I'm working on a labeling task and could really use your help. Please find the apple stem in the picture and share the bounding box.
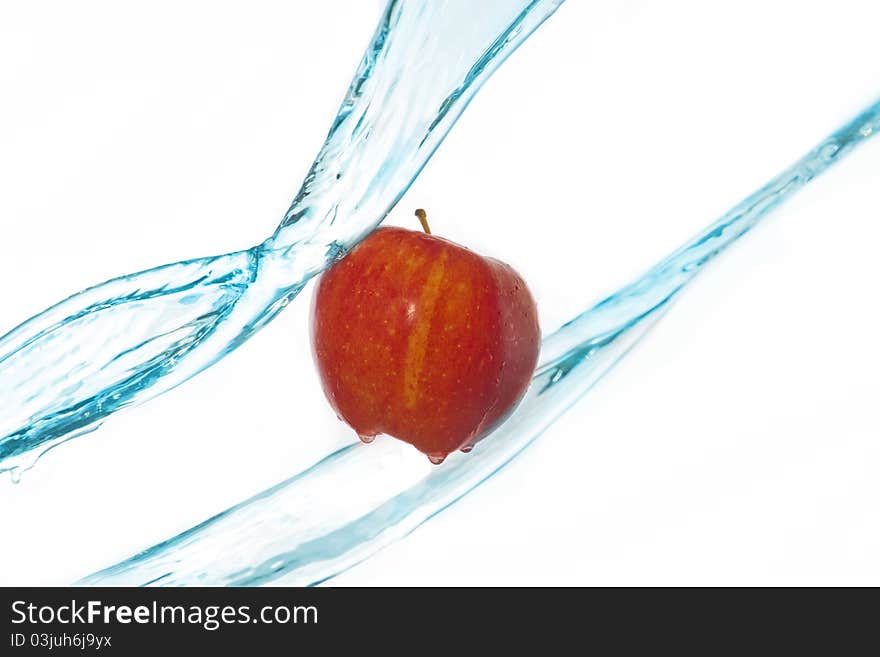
[414,208,432,235]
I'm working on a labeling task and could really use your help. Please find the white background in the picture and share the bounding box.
[1,0,879,585]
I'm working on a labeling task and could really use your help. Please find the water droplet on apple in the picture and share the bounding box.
[358,433,376,444]
[460,445,474,453]
[427,454,446,465]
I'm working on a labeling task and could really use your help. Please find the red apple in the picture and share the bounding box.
[310,210,540,463]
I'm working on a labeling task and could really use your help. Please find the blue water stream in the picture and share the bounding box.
[1,1,877,584]
[80,98,880,586]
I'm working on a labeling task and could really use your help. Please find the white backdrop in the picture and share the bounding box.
[1,0,878,585]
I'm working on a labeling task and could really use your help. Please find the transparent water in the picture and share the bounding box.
[2,0,879,584]
[0,0,564,476]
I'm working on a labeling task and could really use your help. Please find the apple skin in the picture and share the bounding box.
[310,226,540,462]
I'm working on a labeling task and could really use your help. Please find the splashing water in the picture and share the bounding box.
[1,0,878,585]
[0,0,565,477]
[81,102,880,586]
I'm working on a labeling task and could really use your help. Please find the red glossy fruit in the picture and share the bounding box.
[310,210,540,463]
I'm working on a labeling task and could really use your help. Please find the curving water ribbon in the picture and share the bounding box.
[81,100,880,585]
[0,0,565,477]
[2,1,878,586]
